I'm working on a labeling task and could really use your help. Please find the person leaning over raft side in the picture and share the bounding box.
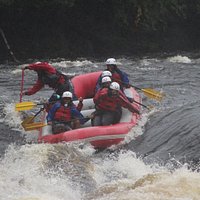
[22,61,76,99]
[46,91,85,134]
[92,82,140,126]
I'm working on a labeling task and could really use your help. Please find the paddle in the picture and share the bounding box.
[21,108,46,131]
[15,101,45,111]
[22,108,44,124]
[113,79,164,102]
[131,99,152,110]
[133,86,164,102]
[22,122,47,131]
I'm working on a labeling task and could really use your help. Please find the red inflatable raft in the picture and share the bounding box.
[38,72,141,149]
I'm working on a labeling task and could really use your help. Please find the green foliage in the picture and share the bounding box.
[0,0,14,6]
[135,0,188,32]
[1,0,200,61]
[0,0,76,8]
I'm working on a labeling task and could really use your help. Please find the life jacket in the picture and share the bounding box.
[112,72,122,86]
[38,70,63,88]
[53,104,71,122]
[96,89,121,112]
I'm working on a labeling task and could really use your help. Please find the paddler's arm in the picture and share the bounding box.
[76,97,83,111]
[71,107,85,124]
[93,88,108,105]
[115,68,130,86]
[25,62,56,73]
[46,102,61,124]
[118,94,140,115]
[23,79,44,95]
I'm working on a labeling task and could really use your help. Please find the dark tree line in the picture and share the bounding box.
[1,0,200,62]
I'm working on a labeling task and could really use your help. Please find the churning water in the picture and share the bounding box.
[0,54,200,200]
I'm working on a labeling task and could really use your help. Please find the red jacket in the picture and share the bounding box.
[26,62,66,95]
[111,72,121,85]
[93,88,139,114]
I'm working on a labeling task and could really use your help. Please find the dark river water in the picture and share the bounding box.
[0,54,200,200]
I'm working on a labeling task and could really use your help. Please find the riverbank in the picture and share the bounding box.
[1,1,200,62]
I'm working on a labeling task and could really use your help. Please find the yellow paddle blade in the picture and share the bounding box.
[15,101,37,111]
[21,115,34,125]
[21,122,47,131]
[141,88,165,102]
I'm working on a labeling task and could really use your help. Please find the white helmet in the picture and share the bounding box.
[62,91,73,98]
[102,76,111,83]
[110,82,120,91]
[101,70,112,77]
[105,58,117,65]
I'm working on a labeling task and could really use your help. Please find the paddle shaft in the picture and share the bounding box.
[112,78,139,90]
[33,108,45,118]
[132,99,150,110]
[22,108,45,124]
[113,78,163,101]
[130,85,144,92]
[111,79,149,109]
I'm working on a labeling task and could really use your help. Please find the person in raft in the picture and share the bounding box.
[105,58,130,89]
[46,91,85,134]
[45,93,83,113]
[95,70,112,92]
[92,82,140,126]
[22,61,76,99]
[103,58,134,102]
[100,76,112,89]
[95,76,112,93]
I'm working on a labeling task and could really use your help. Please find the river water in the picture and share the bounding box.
[0,54,200,200]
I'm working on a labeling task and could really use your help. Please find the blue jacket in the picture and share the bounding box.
[95,76,102,93]
[47,102,85,124]
[115,68,129,85]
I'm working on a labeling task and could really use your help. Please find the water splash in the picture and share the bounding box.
[167,55,191,63]
[0,143,84,200]
[51,60,93,68]
[3,103,22,129]
[86,151,200,200]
